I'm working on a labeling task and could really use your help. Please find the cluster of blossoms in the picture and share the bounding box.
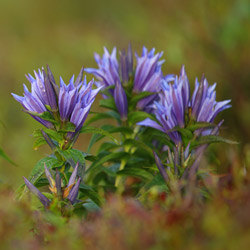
[12,44,232,210]
[23,163,81,208]
[138,65,231,144]
[12,66,102,143]
[85,45,165,120]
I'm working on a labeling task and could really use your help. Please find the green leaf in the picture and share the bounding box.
[35,178,49,188]
[128,111,156,125]
[139,173,167,192]
[15,155,62,200]
[33,137,47,150]
[129,91,155,107]
[87,133,105,153]
[56,148,87,167]
[86,152,130,174]
[80,126,118,143]
[141,129,174,148]
[33,128,63,142]
[0,147,17,166]
[108,126,134,135]
[123,139,154,156]
[190,135,238,149]
[99,98,117,111]
[29,156,62,184]
[187,122,216,132]
[117,167,153,181]
[167,127,193,140]
[98,142,121,154]
[58,122,76,133]
[85,111,120,126]
[79,184,102,207]
[57,149,87,182]
[25,110,58,124]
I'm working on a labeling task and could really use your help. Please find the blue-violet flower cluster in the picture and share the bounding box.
[85,45,165,120]
[23,163,81,208]
[138,65,231,144]
[12,66,102,140]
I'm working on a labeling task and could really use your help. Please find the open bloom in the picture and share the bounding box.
[85,45,165,117]
[23,163,81,208]
[12,66,102,138]
[138,65,231,144]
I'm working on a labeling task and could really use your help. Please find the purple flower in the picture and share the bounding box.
[114,81,128,121]
[12,67,102,138]
[12,67,57,128]
[85,47,120,90]
[138,65,231,144]
[133,47,164,109]
[59,75,102,136]
[23,177,50,208]
[85,45,165,116]
[190,76,231,123]
[23,163,82,208]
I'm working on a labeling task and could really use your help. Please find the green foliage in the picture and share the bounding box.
[0,147,17,166]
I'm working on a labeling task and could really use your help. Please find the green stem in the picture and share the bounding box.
[114,124,138,193]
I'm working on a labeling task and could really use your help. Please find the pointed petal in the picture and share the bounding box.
[68,178,81,204]
[23,177,50,208]
[137,118,165,132]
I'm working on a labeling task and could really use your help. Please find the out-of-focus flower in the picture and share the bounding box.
[85,45,165,117]
[12,66,102,140]
[24,163,81,208]
[23,176,50,208]
[138,66,231,144]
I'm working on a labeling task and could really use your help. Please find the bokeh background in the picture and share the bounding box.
[0,0,249,187]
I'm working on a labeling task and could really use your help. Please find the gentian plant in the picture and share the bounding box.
[84,45,169,193]
[11,45,236,216]
[13,66,104,215]
[138,66,234,197]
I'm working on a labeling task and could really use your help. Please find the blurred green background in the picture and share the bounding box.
[0,0,249,187]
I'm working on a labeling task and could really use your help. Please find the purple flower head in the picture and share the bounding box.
[23,163,82,208]
[12,67,57,128]
[85,44,165,116]
[85,47,120,90]
[138,65,231,144]
[66,77,103,140]
[133,47,164,109]
[190,76,231,123]
[12,67,102,139]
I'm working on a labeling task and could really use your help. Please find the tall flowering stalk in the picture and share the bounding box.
[13,66,103,211]
[12,66,102,149]
[84,45,169,191]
